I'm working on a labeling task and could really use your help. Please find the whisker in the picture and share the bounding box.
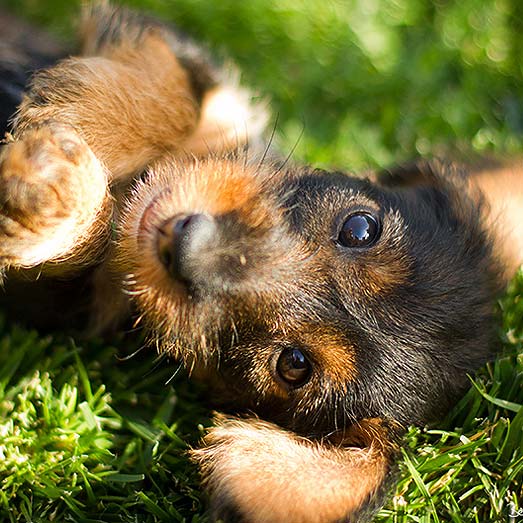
[141,355,168,379]
[165,362,184,385]
[132,313,144,329]
[116,343,148,361]
[274,120,305,176]
[256,113,279,172]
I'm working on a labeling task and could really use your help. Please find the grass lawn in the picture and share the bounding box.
[1,0,522,521]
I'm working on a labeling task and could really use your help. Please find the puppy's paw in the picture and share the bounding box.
[192,416,397,523]
[0,124,109,269]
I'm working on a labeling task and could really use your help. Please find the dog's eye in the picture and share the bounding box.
[276,348,311,387]
[338,212,380,248]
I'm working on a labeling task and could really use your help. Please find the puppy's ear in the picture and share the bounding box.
[191,416,398,523]
[375,158,469,189]
[378,158,517,280]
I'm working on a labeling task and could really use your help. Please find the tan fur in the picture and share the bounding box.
[14,33,199,178]
[299,327,358,384]
[79,3,269,158]
[0,124,110,271]
[469,161,523,278]
[192,417,395,523]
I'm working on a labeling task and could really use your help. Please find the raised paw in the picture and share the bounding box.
[0,124,110,270]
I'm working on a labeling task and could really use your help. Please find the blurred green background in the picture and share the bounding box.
[3,0,523,169]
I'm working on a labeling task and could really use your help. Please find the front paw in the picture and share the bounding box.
[192,416,397,523]
[0,124,109,269]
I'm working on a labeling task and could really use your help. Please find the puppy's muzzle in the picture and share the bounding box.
[157,213,217,288]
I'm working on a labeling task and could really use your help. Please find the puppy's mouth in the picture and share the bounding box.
[138,188,172,238]
[133,189,194,300]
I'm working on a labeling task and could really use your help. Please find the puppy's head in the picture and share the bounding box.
[116,154,501,519]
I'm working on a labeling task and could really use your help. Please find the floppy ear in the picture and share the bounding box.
[378,158,523,279]
[375,158,470,189]
[191,416,398,523]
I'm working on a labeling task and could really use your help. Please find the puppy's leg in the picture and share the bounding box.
[13,4,265,179]
[1,6,204,273]
[192,417,397,523]
[13,34,198,179]
[468,162,523,278]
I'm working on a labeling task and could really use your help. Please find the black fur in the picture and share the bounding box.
[199,162,501,434]
[0,10,65,136]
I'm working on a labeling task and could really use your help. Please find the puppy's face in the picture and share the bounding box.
[116,155,500,435]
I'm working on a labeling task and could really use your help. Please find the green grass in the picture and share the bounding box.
[1,0,522,521]
[0,322,210,522]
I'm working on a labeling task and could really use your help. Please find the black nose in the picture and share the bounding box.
[157,213,217,286]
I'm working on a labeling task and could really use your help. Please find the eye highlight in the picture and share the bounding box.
[276,347,312,387]
[337,212,380,248]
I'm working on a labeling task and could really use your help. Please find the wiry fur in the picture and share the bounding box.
[116,154,307,362]
[0,5,522,523]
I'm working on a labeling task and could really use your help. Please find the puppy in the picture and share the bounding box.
[1,5,522,522]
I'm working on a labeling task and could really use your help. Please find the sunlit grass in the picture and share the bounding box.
[0,322,210,522]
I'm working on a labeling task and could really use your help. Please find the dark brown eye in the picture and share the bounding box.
[276,348,312,387]
[338,212,380,248]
